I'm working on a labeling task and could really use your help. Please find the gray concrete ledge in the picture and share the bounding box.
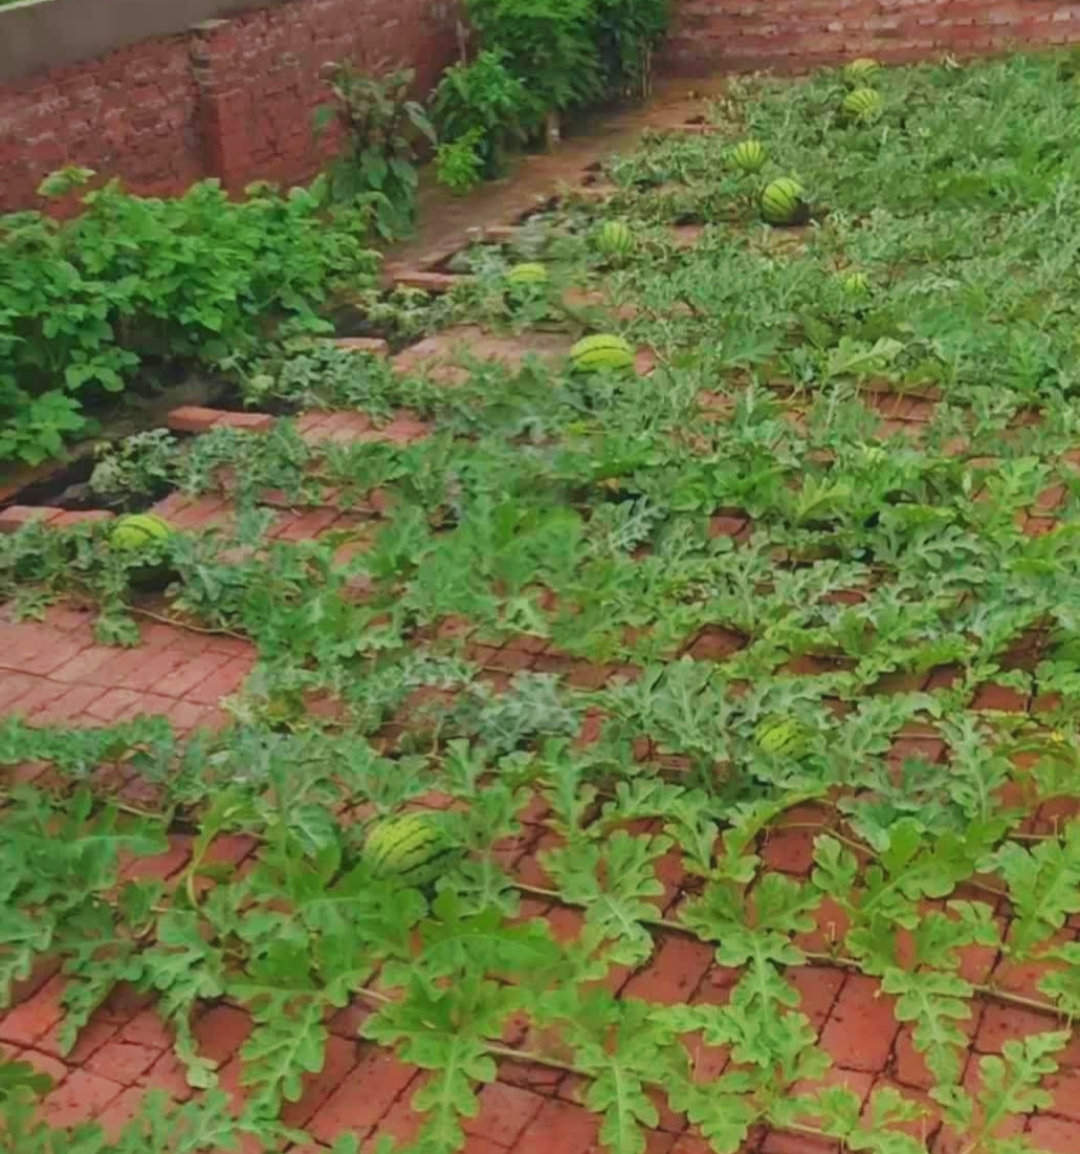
[0,0,280,84]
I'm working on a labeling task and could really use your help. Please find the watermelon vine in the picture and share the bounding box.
[6,48,1080,1154]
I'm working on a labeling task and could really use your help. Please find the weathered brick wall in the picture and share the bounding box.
[0,0,459,212]
[664,1,1080,74]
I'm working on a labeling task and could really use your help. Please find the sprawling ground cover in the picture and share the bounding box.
[5,50,1080,1154]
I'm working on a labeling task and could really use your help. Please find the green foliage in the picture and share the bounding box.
[435,130,488,195]
[0,174,378,466]
[10,47,1080,1154]
[318,64,435,238]
[432,50,543,180]
[466,0,604,112]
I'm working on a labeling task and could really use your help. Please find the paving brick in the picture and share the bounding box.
[182,653,253,706]
[307,1046,417,1143]
[214,411,275,432]
[39,1013,119,1063]
[281,1034,360,1127]
[53,510,116,528]
[332,336,390,356]
[86,1040,160,1085]
[785,965,846,1032]
[84,688,150,723]
[1043,1069,1080,1124]
[5,678,71,721]
[40,1068,124,1127]
[0,975,66,1046]
[117,1009,173,1051]
[760,827,817,876]
[121,835,191,883]
[461,1139,507,1154]
[15,1047,69,1088]
[513,1099,599,1154]
[374,1088,426,1145]
[167,405,225,433]
[96,1086,151,1141]
[0,505,64,533]
[193,1005,253,1066]
[138,1049,194,1102]
[819,974,899,1073]
[621,937,714,1006]
[8,634,88,678]
[33,683,108,723]
[462,1081,545,1146]
[974,1004,1060,1054]
[760,1129,838,1153]
[2,671,40,710]
[151,650,235,700]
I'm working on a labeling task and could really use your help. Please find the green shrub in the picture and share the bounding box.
[593,0,669,98]
[0,171,379,467]
[465,0,604,113]
[317,64,436,239]
[431,50,544,179]
[435,130,488,195]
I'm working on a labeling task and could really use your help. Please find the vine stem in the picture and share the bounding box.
[514,888,1069,1022]
[803,951,1064,1018]
[353,985,871,1149]
[129,605,248,642]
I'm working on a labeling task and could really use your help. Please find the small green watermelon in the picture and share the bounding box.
[760,178,808,226]
[731,140,767,174]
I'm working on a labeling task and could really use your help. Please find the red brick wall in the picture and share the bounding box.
[664,1,1080,74]
[0,0,459,213]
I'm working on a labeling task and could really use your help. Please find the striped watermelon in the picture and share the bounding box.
[754,717,804,755]
[110,512,173,552]
[507,262,549,287]
[843,87,883,123]
[844,58,880,85]
[731,140,767,174]
[594,220,635,259]
[362,814,459,887]
[570,334,635,373]
[760,178,807,226]
[840,270,870,296]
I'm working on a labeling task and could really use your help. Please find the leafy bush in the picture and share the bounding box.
[465,0,604,113]
[0,171,379,467]
[432,50,544,182]
[593,0,668,98]
[318,64,436,239]
[435,131,488,195]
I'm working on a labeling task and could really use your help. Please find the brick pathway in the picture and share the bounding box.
[2,379,1079,1150]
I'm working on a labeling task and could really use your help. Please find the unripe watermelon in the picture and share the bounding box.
[844,58,880,85]
[754,717,804,755]
[840,270,870,296]
[842,87,883,122]
[507,262,549,287]
[760,178,807,226]
[594,220,635,258]
[731,140,767,174]
[569,334,635,373]
[362,813,459,887]
[110,512,173,552]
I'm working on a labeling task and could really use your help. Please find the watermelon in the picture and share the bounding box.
[844,58,880,85]
[570,334,635,373]
[842,87,883,122]
[840,270,870,296]
[110,512,173,552]
[362,814,459,887]
[507,262,549,287]
[594,220,635,259]
[760,178,807,226]
[754,717,805,756]
[731,140,767,174]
